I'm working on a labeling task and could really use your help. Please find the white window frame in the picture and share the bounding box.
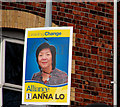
[0,37,24,106]
[0,37,2,107]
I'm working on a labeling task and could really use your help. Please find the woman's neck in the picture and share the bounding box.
[42,66,52,74]
[42,66,52,82]
[42,73,50,82]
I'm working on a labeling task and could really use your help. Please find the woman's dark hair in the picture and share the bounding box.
[36,42,56,71]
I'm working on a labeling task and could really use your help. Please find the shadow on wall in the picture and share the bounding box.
[85,103,110,107]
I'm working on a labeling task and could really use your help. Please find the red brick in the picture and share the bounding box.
[65,14,73,18]
[80,39,85,43]
[75,97,83,102]
[60,7,64,12]
[60,22,67,26]
[109,10,114,14]
[75,65,79,70]
[73,10,81,15]
[2,2,10,5]
[92,28,99,33]
[52,11,57,15]
[73,6,81,11]
[65,4,73,9]
[5,6,14,9]
[106,5,114,10]
[88,14,96,19]
[75,70,84,75]
[71,74,76,78]
[25,2,32,5]
[89,19,97,24]
[82,17,89,22]
[39,3,45,8]
[89,2,98,6]
[84,44,91,49]
[91,55,99,60]
[58,12,65,16]
[78,3,86,7]
[34,7,41,11]
[80,21,87,26]
[84,62,90,67]
[72,51,75,55]
[85,13,89,17]
[52,2,58,6]
[67,23,75,28]
[41,8,45,12]
[35,3,40,7]
[87,23,96,28]
[71,2,79,6]
[88,59,92,63]
[99,66,107,71]
[74,15,81,20]
[85,40,91,45]
[71,78,75,82]
[80,30,87,35]
[72,56,77,60]
[73,28,79,33]
[76,25,82,29]
[95,6,102,11]
[108,18,113,23]
[86,4,94,9]
[87,31,96,36]
[84,76,90,80]
[84,27,91,32]
[75,93,81,97]
[104,80,109,84]
[59,3,65,7]
[52,6,57,10]
[84,35,92,40]
[71,83,79,88]
[81,8,89,12]
[2,5,5,9]
[76,56,84,61]
[75,74,81,79]
[75,88,83,93]
[32,2,37,6]
[96,25,104,29]
[107,94,113,98]
[85,81,89,85]
[84,72,90,76]
[80,12,85,16]
[76,61,84,66]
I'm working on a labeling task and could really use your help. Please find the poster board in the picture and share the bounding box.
[22,27,73,105]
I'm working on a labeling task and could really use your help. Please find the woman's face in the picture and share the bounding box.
[38,48,52,70]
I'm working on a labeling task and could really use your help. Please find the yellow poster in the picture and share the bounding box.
[22,27,73,105]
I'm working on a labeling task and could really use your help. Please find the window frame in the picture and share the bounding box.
[1,37,24,107]
[2,38,24,88]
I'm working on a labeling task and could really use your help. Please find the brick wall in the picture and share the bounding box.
[1,2,114,106]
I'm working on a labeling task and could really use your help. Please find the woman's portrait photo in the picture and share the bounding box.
[31,42,68,85]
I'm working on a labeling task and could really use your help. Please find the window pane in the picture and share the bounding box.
[5,41,24,85]
[3,89,22,107]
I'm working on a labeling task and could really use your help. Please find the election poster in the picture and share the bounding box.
[22,27,73,105]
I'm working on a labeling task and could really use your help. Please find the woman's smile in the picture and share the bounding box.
[42,62,47,64]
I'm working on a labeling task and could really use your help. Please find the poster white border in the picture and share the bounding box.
[22,27,73,105]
